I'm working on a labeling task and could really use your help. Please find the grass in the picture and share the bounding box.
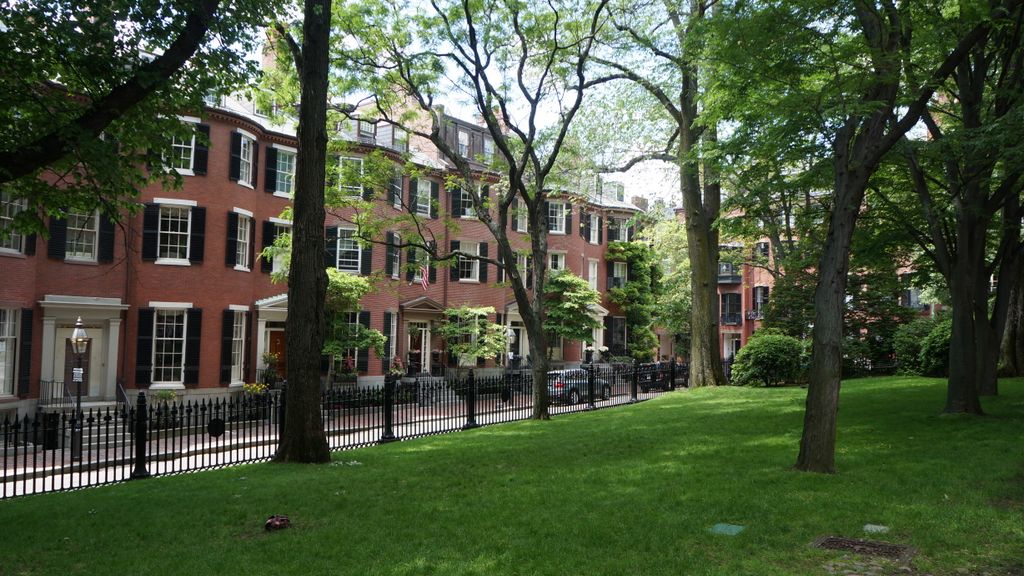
[1,377,1022,576]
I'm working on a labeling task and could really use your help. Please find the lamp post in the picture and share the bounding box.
[70,316,89,462]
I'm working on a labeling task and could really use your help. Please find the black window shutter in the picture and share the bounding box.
[247,219,255,270]
[597,216,603,244]
[382,311,393,372]
[184,308,202,385]
[603,316,612,353]
[24,234,36,255]
[428,241,437,283]
[225,212,239,267]
[408,178,418,214]
[450,240,461,280]
[194,124,210,175]
[98,213,115,262]
[190,206,206,262]
[17,308,32,395]
[136,308,154,386]
[251,143,259,188]
[451,187,462,218]
[264,146,278,193]
[357,311,370,372]
[47,216,67,260]
[261,220,275,273]
[385,232,395,277]
[325,226,339,268]
[526,256,533,289]
[326,155,339,191]
[544,201,552,231]
[229,132,242,181]
[220,309,233,384]
[142,203,160,260]
[607,261,614,289]
[511,198,520,232]
[387,175,399,205]
[244,311,253,383]
[496,251,504,283]
[479,242,488,283]
[430,182,439,218]
[361,244,373,276]
[406,247,416,281]
[564,205,572,234]
[579,208,587,239]
[362,184,374,201]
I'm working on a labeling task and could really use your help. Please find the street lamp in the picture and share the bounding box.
[70,316,89,462]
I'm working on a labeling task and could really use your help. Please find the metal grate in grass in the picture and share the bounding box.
[812,536,916,563]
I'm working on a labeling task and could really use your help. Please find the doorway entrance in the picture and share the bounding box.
[268,330,287,377]
[406,321,430,374]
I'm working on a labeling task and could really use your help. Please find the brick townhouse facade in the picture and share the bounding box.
[0,97,643,416]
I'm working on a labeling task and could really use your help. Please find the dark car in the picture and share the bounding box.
[547,369,611,404]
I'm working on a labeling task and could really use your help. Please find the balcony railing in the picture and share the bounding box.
[746,310,764,321]
[718,273,742,284]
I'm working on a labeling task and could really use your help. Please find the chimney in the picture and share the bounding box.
[631,196,649,211]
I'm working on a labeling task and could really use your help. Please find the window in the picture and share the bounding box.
[413,248,426,283]
[339,157,363,197]
[390,232,401,279]
[548,335,563,361]
[588,259,598,291]
[238,135,254,187]
[169,133,195,173]
[230,311,246,383]
[276,150,296,195]
[753,286,770,312]
[607,218,621,242]
[0,309,17,396]
[1,193,27,253]
[589,214,600,244]
[461,190,476,218]
[235,215,251,271]
[613,261,627,286]
[721,293,742,325]
[483,137,494,162]
[390,174,403,209]
[755,241,770,259]
[153,310,186,384]
[548,202,566,234]
[336,228,360,272]
[416,180,432,216]
[357,120,375,141]
[458,241,480,282]
[549,252,565,271]
[272,223,290,275]
[515,205,528,232]
[159,206,191,262]
[458,130,470,157]
[64,209,98,261]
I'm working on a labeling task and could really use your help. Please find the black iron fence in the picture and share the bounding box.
[2,361,687,500]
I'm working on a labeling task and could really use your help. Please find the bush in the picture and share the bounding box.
[893,317,937,375]
[919,318,952,377]
[730,333,804,387]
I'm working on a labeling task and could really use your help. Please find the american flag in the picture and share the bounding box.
[420,265,430,290]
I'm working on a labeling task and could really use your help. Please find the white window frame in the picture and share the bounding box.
[517,253,530,279]
[613,261,628,283]
[588,213,600,244]
[391,232,401,280]
[230,309,246,384]
[458,129,470,157]
[0,308,18,396]
[588,259,599,291]
[336,228,361,273]
[64,209,99,262]
[458,241,480,282]
[152,308,187,387]
[415,180,432,216]
[549,252,566,272]
[483,137,494,163]
[238,132,255,188]
[385,312,398,362]
[390,173,403,209]
[167,116,200,176]
[339,156,364,198]
[548,335,563,361]
[461,190,476,219]
[271,220,291,275]
[548,201,566,234]
[234,209,251,272]
[274,146,297,198]
[515,205,528,233]
[155,200,194,266]
[413,248,425,283]
[1,193,26,254]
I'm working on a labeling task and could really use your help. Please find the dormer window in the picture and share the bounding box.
[458,129,470,157]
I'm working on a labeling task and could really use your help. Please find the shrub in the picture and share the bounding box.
[919,317,952,377]
[893,317,937,375]
[730,333,804,387]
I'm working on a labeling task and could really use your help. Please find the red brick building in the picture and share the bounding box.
[0,97,642,416]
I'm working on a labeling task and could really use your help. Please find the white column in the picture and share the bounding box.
[106,318,121,400]
[40,316,57,382]
[256,317,268,369]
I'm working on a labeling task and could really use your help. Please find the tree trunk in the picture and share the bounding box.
[946,270,984,413]
[795,165,866,474]
[275,0,331,463]
[998,270,1024,376]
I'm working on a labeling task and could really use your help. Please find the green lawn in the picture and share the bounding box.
[2,377,1022,576]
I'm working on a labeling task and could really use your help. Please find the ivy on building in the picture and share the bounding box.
[606,240,663,361]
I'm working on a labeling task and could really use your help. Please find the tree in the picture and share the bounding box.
[273,0,333,463]
[323,269,386,375]
[330,0,611,419]
[708,0,1008,472]
[435,306,508,375]
[606,241,661,360]
[0,0,271,232]
[644,218,692,356]
[543,271,602,358]
[588,0,727,387]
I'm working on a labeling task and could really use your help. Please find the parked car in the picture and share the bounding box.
[547,369,611,404]
[638,363,673,392]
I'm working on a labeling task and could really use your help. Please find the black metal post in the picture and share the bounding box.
[587,362,596,410]
[463,370,479,430]
[130,392,150,479]
[277,383,287,441]
[669,360,677,391]
[380,374,398,443]
[71,354,84,462]
[630,358,639,403]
